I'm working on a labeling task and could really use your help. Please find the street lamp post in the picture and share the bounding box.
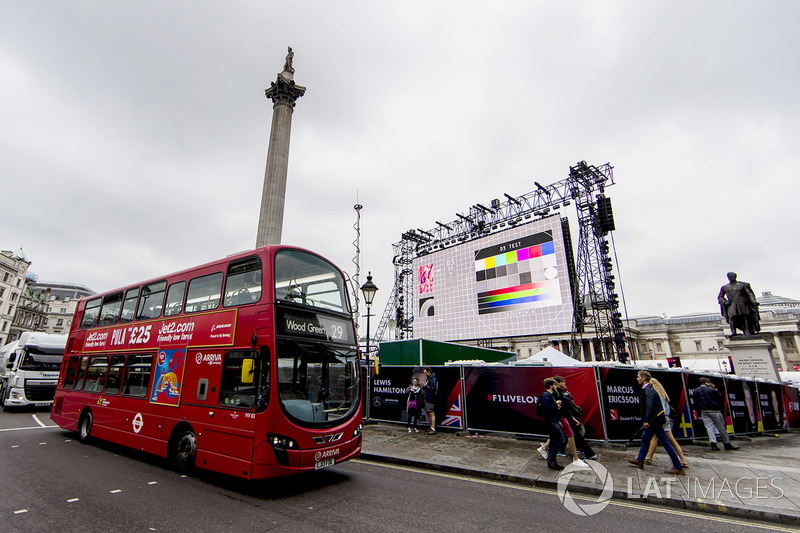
[360,272,378,422]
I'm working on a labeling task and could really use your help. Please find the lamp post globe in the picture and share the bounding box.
[360,272,378,306]
[359,272,378,355]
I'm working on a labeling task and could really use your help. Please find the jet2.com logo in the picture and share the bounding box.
[556,460,614,516]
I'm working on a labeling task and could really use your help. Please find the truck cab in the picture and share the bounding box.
[0,332,66,411]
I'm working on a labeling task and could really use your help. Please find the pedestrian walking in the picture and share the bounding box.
[537,378,566,470]
[644,377,689,468]
[693,377,739,451]
[627,370,685,476]
[422,367,439,433]
[554,375,596,463]
[405,377,423,433]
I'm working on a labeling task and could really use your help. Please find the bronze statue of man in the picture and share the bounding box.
[718,272,760,336]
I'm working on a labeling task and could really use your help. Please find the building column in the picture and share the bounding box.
[772,333,789,371]
[793,333,800,369]
[589,339,597,362]
[664,337,673,358]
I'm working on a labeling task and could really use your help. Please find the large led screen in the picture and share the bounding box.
[413,215,574,341]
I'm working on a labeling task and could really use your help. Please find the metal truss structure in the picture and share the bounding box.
[375,161,628,363]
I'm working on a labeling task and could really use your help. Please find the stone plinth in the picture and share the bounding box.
[725,335,781,381]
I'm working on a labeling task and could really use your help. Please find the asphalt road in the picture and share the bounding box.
[1,409,794,533]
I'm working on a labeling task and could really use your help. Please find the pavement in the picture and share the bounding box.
[360,422,800,527]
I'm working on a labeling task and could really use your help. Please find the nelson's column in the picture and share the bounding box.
[256,47,306,246]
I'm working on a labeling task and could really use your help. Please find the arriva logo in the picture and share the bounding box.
[195,352,222,364]
[314,448,340,461]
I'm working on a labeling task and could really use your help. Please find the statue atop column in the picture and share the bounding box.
[718,272,760,336]
[282,47,294,74]
[279,46,295,82]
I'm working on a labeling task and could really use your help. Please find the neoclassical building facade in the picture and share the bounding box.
[465,291,800,372]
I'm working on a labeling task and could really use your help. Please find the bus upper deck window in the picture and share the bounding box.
[186,272,223,313]
[119,288,139,324]
[137,281,167,320]
[224,257,262,307]
[80,298,102,329]
[98,292,123,326]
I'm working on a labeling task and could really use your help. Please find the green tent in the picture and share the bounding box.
[378,338,515,366]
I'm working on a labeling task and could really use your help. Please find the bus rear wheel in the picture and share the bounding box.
[171,429,197,473]
[78,410,93,443]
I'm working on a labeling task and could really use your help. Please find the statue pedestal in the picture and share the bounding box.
[725,336,780,381]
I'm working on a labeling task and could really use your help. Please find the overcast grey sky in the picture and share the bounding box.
[2,1,798,336]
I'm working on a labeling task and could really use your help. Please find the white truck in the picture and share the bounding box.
[0,332,66,411]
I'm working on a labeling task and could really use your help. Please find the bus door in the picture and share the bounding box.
[197,350,267,468]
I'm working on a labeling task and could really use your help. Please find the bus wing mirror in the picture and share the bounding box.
[8,354,16,363]
[241,359,255,384]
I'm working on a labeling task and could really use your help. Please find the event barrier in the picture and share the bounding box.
[366,364,800,442]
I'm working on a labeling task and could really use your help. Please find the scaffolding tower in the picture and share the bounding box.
[375,161,627,363]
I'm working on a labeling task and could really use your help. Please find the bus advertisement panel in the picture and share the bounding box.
[51,246,362,480]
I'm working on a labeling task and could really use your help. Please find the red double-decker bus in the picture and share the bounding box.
[51,246,362,479]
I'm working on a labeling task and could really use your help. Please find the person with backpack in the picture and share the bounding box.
[536,376,590,467]
[422,367,439,433]
[405,377,423,433]
[537,378,566,470]
[627,370,685,475]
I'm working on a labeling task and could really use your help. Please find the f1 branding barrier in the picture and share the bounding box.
[366,364,800,441]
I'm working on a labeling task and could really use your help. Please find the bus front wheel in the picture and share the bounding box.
[171,429,197,473]
[78,410,93,443]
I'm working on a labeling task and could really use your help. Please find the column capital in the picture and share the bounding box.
[265,76,306,108]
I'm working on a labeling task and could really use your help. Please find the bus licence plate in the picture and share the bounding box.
[35,403,50,407]
[315,458,335,470]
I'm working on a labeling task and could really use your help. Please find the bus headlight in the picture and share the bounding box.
[267,434,298,467]
[10,391,23,400]
[268,434,298,450]
[352,424,362,438]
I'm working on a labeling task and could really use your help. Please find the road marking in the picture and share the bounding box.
[148,481,158,485]
[39,442,47,445]
[11,445,19,448]
[353,459,796,532]
[32,414,52,427]
[110,489,122,494]
[14,509,28,514]
[67,498,79,503]
[0,425,55,432]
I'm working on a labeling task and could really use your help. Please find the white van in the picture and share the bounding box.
[0,332,66,411]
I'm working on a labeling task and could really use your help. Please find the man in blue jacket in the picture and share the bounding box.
[627,370,685,475]
[538,378,566,470]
